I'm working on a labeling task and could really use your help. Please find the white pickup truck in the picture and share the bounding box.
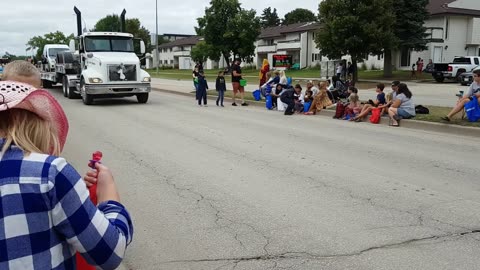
[432,56,480,83]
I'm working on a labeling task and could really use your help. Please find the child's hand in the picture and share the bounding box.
[84,167,98,188]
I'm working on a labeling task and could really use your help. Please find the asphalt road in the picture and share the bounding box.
[151,77,469,107]
[50,87,480,270]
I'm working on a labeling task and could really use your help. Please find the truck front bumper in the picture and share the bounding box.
[85,83,151,95]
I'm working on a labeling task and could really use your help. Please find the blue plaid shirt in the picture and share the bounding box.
[0,139,133,269]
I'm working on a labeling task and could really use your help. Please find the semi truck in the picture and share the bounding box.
[40,6,151,105]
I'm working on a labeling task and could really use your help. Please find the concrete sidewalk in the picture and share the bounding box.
[152,77,468,107]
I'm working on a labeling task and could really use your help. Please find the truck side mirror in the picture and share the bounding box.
[140,40,146,54]
[69,39,75,52]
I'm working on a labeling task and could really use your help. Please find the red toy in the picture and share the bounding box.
[88,151,102,205]
[76,151,103,270]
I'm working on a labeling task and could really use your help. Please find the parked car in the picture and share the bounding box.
[432,56,480,83]
[459,66,480,86]
[0,66,3,80]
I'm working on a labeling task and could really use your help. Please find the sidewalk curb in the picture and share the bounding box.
[152,87,480,137]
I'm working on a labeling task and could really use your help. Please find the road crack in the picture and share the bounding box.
[160,229,480,265]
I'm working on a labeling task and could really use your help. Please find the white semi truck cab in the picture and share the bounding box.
[40,6,151,105]
[71,31,151,104]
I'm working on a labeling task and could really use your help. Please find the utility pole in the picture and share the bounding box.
[156,0,159,74]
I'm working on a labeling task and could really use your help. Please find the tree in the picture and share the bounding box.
[260,7,280,28]
[383,0,429,77]
[315,0,396,82]
[93,15,152,51]
[26,31,74,59]
[196,0,261,67]
[190,41,215,64]
[283,8,317,25]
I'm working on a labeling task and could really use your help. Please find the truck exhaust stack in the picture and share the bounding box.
[74,6,82,36]
[121,9,126,32]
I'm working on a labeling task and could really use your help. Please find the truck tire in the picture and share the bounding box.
[61,76,68,97]
[455,70,466,82]
[64,76,80,99]
[137,93,149,104]
[80,78,94,105]
[435,77,445,83]
[42,79,52,88]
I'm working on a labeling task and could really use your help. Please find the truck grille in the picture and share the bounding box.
[108,64,137,81]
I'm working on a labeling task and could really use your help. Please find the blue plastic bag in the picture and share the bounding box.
[465,98,480,122]
[303,102,311,112]
[252,89,261,101]
[266,95,273,110]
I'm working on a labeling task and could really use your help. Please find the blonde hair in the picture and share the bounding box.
[3,60,41,81]
[318,81,328,90]
[349,93,360,104]
[0,109,60,156]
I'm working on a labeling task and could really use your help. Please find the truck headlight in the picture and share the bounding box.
[142,77,151,82]
[89,78,103,83]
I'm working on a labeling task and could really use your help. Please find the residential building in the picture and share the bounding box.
[361,0,480,70]
[254,22,324,70]
[150,35,228,70]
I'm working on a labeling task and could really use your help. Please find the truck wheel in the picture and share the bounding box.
[62,77,68,97]
[42,79,52,88]
[455,71,465,82]
[435,77,445,83]
[80,78,94,105]
[137,93,149,104]
[64,76,80,99]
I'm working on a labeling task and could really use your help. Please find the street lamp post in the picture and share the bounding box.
[155,0,159,74]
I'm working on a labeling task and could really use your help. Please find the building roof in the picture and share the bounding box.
[427,0,480,17]
[258,22,321,39]
[158,36,203,49]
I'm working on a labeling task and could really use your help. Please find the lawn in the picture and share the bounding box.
[148,68,434,83]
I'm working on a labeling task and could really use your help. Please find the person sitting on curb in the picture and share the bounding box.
[441,69,480,122]
[281,84,302,115]
[351,83,386,122]
[304,81,333,115]
[306,80,319,97]
[388,83,416,127]
[343,93,362,120]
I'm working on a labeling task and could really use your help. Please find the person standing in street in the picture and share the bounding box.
[216,71,226,107]
[231,58,248,106]
[197,71,209,107]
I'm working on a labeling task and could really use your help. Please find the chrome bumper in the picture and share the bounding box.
[85,83,151,95]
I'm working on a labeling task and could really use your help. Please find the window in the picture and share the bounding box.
[475,58,479,65]
[170,60,174,64]
[377,54,384,61]
[266,39,274,46]
[85,36,134,52]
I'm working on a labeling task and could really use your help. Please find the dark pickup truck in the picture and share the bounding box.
[432,56,480,83]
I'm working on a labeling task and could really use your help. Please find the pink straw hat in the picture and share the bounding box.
[0,81,69,151]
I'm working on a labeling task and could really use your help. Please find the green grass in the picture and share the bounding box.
[357,70,433,81]
[148,68,434,83]
[413,106,480,127]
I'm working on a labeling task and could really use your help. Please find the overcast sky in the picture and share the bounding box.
[1,0,320,56]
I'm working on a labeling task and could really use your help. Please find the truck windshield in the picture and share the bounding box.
[85,36,134,52]
[48,48,69,57]
[452,57,471,64]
